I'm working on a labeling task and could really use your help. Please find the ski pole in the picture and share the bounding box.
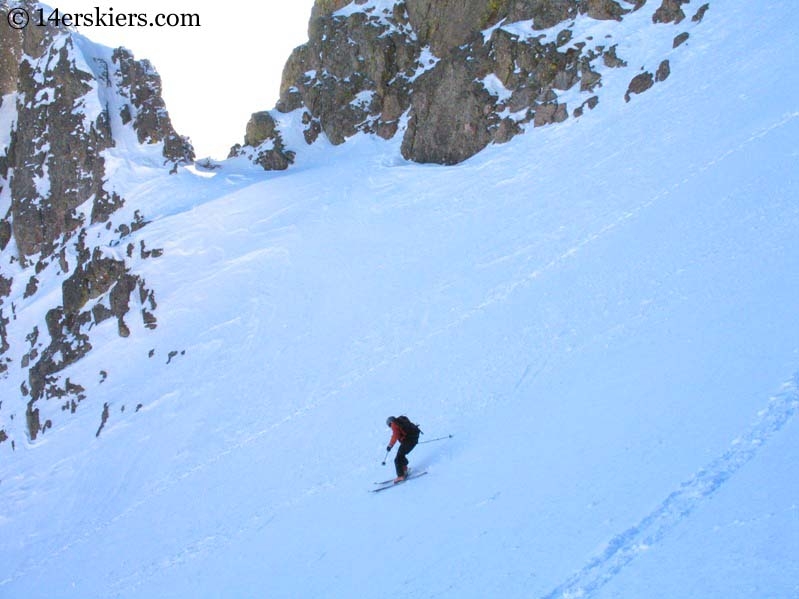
[381,449,390,465]
[418,434,453,445]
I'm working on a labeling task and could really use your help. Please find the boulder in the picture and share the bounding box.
[653,0,689,24]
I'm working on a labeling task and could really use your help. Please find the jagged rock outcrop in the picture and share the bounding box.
[228,110,295,169]
[3,18,193,259]
[9,35,115,258]
[113,48,194,166]
[0,0,192,443]
[233,0,709,167]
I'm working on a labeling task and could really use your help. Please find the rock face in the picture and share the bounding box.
[0,0,193,443]
[113,48,195,166]
[233,0,709,167]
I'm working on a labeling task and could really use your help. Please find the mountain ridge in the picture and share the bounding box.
[231,0,709,167]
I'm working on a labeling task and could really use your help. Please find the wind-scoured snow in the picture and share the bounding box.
[1,2,799,598]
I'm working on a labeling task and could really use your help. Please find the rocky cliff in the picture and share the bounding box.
[232,0,709,167]
[0,0,193,444]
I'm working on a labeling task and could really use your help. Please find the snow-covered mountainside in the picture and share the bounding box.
[0,0,192,442]
[2,0,799,597]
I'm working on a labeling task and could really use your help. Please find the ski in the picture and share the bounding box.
[374,467,417,485]
[371,471,428,493]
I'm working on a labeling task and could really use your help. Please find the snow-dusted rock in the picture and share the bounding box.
[0,0,191,439]
[236,0,698,167]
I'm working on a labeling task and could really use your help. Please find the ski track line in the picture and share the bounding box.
[540,374,799,599]
[3,111,797,591]
[0,121,743,587]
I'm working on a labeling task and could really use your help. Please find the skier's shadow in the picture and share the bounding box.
[411,435,456,472]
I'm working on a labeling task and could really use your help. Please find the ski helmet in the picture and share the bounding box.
[386,416,396,427]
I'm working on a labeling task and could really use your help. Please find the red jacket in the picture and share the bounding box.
[387,421,405,449]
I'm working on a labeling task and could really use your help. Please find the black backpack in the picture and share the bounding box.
[395,415,422,437]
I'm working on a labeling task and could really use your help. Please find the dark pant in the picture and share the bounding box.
[395,435,419,476]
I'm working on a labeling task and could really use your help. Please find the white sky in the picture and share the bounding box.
[54,0,318,159]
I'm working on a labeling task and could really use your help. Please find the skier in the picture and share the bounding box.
[385,415,421,482]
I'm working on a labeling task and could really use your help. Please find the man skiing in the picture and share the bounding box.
[385,415,421,483]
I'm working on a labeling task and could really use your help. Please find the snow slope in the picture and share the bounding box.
[2,1,799,597]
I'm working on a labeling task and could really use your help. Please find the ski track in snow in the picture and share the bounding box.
[535,110,799,599]
[91,357,799,597]
[541,374,799,599]
[4,108,798,594]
